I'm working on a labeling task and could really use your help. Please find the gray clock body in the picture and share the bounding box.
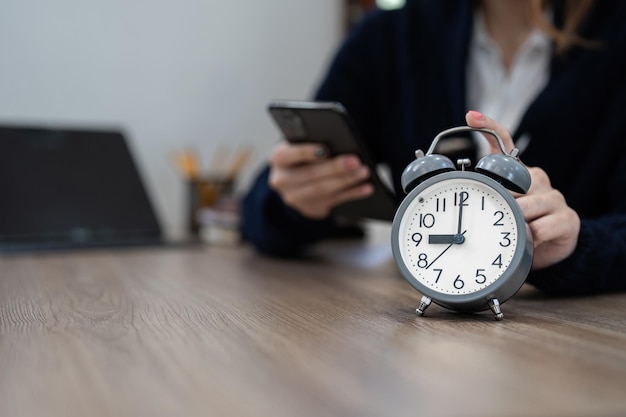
[391,170,533,315]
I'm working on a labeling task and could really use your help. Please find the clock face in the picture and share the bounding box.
[396,176,520,296]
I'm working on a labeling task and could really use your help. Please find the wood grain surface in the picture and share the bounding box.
[1,238,625,417]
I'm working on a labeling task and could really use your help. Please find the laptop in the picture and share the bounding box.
[0,125,164,252]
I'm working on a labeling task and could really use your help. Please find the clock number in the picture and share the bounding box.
[417,253,428,268]
[481,196,485,211]
[499,232,511,247]
[455,191,469,207]
[419,213,435,228]
[453,275,464,289]
[433,268,443,283]
[411,233,423,247]
[475,269,487,284]
[493,211,505,226]
[436,198,447,212]
[492,254,503,268]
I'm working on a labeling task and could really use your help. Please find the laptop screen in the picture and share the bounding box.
[0,125,162,251]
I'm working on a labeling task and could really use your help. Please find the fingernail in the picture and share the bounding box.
[343,155,360,171]
[469,110,484,120]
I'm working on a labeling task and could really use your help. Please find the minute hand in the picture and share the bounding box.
[457,191,468,235]
[427,230,467,269]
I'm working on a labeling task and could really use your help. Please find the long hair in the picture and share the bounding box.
[529,0,598,53]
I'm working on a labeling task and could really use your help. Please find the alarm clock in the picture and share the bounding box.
[391,126,533,320]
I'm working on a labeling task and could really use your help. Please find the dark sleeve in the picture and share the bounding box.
[527,215,626,295]
[527,45,626,295]
[527,151,626,294]
[240,167,333,257]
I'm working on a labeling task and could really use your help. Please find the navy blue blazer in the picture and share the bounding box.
[242,0,626,295]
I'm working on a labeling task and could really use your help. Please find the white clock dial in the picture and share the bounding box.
[397,177,519,295]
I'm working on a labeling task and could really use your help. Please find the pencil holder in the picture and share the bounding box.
[187,176,234,236]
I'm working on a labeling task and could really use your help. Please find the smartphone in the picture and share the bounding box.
[267,99,396,221]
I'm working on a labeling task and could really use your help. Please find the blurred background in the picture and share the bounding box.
[0,0,402,239]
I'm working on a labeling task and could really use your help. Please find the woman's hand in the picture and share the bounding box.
[465,110,581,269]
[268,141,374,219]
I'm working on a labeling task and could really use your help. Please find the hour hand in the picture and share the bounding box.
[429,232,466,244]
[428,234,456,244]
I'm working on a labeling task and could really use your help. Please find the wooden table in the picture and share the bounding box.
[1,226,625,417]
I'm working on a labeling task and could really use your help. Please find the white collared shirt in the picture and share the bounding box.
[467,9,552,156]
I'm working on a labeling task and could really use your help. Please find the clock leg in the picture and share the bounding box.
[488,298,504,321]
[415,296,432,316]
